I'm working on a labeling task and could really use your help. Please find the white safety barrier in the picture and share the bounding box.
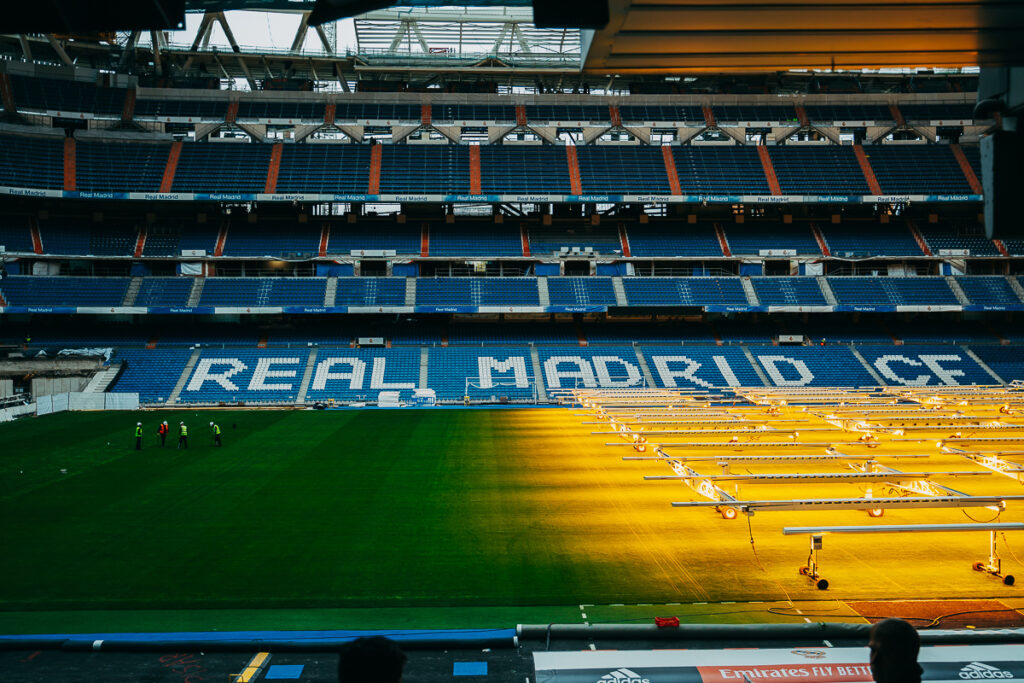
[35,392,140,416]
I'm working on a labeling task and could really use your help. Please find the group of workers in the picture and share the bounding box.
[134,419,222,450]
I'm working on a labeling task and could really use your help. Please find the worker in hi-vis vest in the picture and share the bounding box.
[157,421,168,447]
[210,421,222,447]
[135,422,143,450]
[177,421,188,449]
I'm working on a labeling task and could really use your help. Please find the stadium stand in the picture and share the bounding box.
[768,146,870,195]
[236,101,323,121]
[803,104,894,123]
[135,277,194,307]
[428,348,538,401]
[621,277,749,306]
[917,221,1000,256]
[642,346,765,388]
[276,144,373,194]
[818,221,923,257]
[197,278,327,307]
[955,276,1023,306]
[449,322,579,345]
[862,145,974,194]
[0,217,35,252]
[416,278,540,307]
[545,277,619,306]
[528,224,621,255]
[302,348,420,402]
[969,346,1024,383]
[0,133,65,190]
[171,142,272,193]
[826,276,960,306]
[856,344,996,385]
[76,140,169,193]
[327,223,421,255]
[618,104,705,124]
[722,222,821,255]
[141,221,219,256]
[433,103,516,123]
[536,346,646,389]
[379,145,471,194]
[672,147,771,195]
[9,74,126,116]
[626,222,723,257]
[575,146,672,194]
[478,146,572,194]
[0,276,130,306]
[220,222,322,258]
[176,348,311,404]
[333,277,407,306]
[429,223,523,257]
[111,348,195,403]
[746,345,878,386]
[750,277,828,306]
[712,104,799,123]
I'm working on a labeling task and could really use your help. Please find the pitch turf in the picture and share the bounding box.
[2,406,1024,633]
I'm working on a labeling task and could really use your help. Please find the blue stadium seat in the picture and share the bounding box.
[0,217,35,253]
[76,140,168,192]
[303,348,420,403]
[221,222,321,258]
[768,146,870,195]
[746,345,878,386]
[672,147,770,195]
[236,101,323,121]
[433,104,516,123]
[177,348,311,404]
[575,146,671,194]
[0,134,64,190]
[804,104,893,123]
[956,277,1023,306]
[276,144,372,193]
[641,346,763,388]
[428,348,538,400]
[478,146,571,194]
[857,345,996,386]
[0,276,129,306]
[713,104,799,124]
[863,145,972,194]
[10,74,126,116]
[449,323,578,345]
[827,277,959,306]
[379,145,470,194]
[111,348,195,403]
[918,221,999,256]
[416,278,539,306]
[135,278,194,307]
[172,142,271,193]
[198,278,327,307]
[723,222,821,255]
[968,346,1024,383]
[524,104,609,122]
[430,224,522,257]
[627,222,723,257]
[328,223,421,255]
[334,277,407,306]
[537,346,646,390]
[134,98,226,120]
[750,277,827,306]
[546,277,618,306]
[618,104,704,124]
[621,278,748,306]
[142,221,219,256]
[529,225,621,255]
[819,222,923,257]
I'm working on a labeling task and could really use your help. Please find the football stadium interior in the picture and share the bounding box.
[3,1,1024,681]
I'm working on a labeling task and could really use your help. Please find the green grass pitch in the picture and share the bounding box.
[3,408,1022,634]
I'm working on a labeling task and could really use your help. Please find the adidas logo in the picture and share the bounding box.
[959,662,1014,679]
[598,669,651,683]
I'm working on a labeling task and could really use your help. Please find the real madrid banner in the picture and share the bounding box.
[533,644,1024,683]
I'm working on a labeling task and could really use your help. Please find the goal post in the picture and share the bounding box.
[464,376,539,404]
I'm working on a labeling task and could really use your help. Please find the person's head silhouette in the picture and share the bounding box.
[338,636,406,683]
[869,618,923,683]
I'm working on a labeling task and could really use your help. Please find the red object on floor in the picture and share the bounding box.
[655,616,680,628]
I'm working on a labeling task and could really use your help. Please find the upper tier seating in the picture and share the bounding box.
[918,221,999,256]
[333,277,407,306]
[900,103,977,121]
[221,222,322,258]
[416,278,539,306]
[433,104,516,123]
[10,75,125,116]
[198,278,327,307]
[327,224,421,255]
[827,276,959,306]
[379,145,470,194]
[0,217,34,252]
[626,222,723,257]
[478,146,571,194]
[819,222,923,257]
[618,104,705,124]
[863,145,972,194]
[545,277,618,306]
[276,144,373,194]
[955,276,1022,306]
[969,346,1024,383]
[135,277,194,307]
[723,222,821,255]
[621,277,748,306]
[448,322,578,345]
[172,143,271,193]
[111,348,195,402]
[768,146,870,195]
[429,224,522,257]
[76,140,169,193]
[134,98,226,119]
[713,105,799,123]
[529,225,622,255]
[804,104,894,123]
[575,146,671,194]
[334,103,421,120]
[142,222,220,256]
[0,134,64,189]
[236,101,323,121]
[0,276,130,306]
[672,147,770,195]
[524,104,609,122]
[750,277,827,306]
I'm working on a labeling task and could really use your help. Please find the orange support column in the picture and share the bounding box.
[225,101,239,124]
[618,222,631,257]
[853,145,883,195]
[950,143,983,194]
[63,137,76,191]
[319,223,330,257]
[134,225,147,258]
[515,105,527,127]
[30,218,43,254]
[0,73,15,113]
[520,224,530,257]
[420,223,429,257]
[420,103,432,126]
[907,219,933,256]
[810,222,830,257]
[757,145,782,195]
[121,89,136,123]
[368,145,382,194]
[702,105,716,128]
[160,141,182,192]
[565,146,582,195]
[609,105,621,127]
[469,143,481,195]
[889,103,905,128]
[794,104,809,128]
[264,142,283,194]
[214,220,229,257]
[324,102,336,126]
[714,222,732,257]
[661,145,682,195]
